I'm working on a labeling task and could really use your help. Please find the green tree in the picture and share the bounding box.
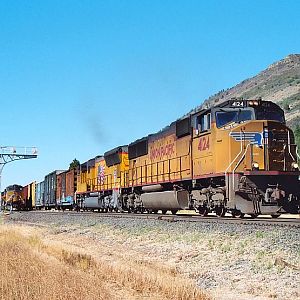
[294,125,300,156]
[69,158,80,170]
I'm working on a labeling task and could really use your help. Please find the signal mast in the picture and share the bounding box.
[0,146,38,210]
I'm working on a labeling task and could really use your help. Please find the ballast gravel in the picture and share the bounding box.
[4,211,300,300]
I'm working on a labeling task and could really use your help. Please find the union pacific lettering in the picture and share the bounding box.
[150,143,175,160]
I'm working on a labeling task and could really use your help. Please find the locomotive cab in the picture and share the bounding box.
[212,99,299,215]
[4,184,24,210]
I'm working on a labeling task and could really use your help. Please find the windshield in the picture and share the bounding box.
[216,110,253,128]
[255,108,285,123]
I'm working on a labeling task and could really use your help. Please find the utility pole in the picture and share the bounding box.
[0,146,38,210]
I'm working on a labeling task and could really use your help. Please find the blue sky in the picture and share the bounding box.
[1,0,300,188]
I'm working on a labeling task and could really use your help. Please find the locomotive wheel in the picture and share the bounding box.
[171,210,178,215]
[153,210,158,214]
[231,209,242,218]
[215,207,226,217]
[271,214,281,218]
[198,207,208,216]
[161,210,167,215]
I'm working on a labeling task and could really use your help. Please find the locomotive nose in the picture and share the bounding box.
[266,121,298,172]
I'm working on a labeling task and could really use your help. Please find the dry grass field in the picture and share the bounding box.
[0,224,208,300]
[2,212,300,300]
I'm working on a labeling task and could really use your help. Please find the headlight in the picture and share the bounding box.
[291,162,299,169]
[253,100,259,106]
[249,100,253,106]
[252,162,259,170]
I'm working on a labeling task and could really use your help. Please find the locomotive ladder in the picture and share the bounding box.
[0,146,38,211]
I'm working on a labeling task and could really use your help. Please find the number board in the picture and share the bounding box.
[230,100,245,107]
[261,102,271,108]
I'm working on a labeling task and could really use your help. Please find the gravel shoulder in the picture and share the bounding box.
[3,211,300,300]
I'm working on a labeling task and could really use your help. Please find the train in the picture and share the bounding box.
[1,183,35,210]
[2,99,300,218]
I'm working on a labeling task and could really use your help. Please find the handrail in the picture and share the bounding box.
[79,152,191,192]
[225,130,244,197]
[283,144,286,171]
[287,130,296,162]
[225,130,244,175]
[282,142,298,170]
[0,146,38,156]
[131,154,191,186]
[232,142,253,191]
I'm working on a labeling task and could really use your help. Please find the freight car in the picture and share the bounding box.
[44,170,65,210]
[76,99,300,217]
[56,168,77,210]
[22,181,36,210]
[35,181,44,209]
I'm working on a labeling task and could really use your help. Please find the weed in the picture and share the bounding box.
[256,231,265,238]
[61,249,94,270]
[221,243,232,253]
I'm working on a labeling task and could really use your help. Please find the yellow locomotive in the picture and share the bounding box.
[2,185,24,210]
[76,99,300,217]
[2,182,36,211]
[76,146,129,211]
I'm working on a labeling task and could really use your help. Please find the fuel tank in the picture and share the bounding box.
[140,190,189,210]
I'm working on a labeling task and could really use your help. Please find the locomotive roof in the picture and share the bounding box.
[129,99,281,145]
[129,136,149,147]
[80,155,102,170]
[104,145,128,157]
[6,184,23,189]
[188,99,282,116]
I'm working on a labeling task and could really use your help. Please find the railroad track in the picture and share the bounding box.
[5,210,300,228]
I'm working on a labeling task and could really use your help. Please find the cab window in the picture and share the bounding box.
[196,113,211,132]
[255,108,285,123]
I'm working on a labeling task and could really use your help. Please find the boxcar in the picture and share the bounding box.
[35,181,44,209]
[56,168,77,210]
[44,170,65,209]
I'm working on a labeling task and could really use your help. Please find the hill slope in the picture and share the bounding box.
[194,54,300,129]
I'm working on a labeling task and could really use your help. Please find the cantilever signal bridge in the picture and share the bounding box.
[0,146,38,199]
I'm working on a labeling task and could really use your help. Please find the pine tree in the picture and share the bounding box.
[69,158,80,170]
